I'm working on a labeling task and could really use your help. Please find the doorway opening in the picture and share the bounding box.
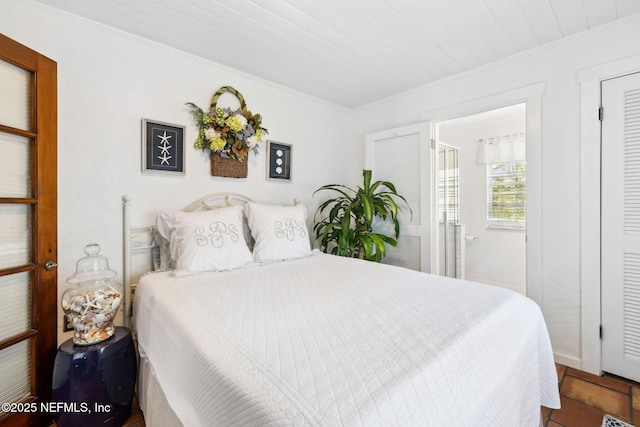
[434,103,527,295]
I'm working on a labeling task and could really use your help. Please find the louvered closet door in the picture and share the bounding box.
[0,35,57,426]
[602,71,640,383]
[365,123,432,272]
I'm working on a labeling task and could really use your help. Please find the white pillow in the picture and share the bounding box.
[156,211,178,268]
[157,205,253,272]
[152,228,174,271]
[244,202,312,261]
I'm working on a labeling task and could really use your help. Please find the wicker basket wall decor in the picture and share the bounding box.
[187,85,267,179]
[210,153,248,178]
[210,86,247,178]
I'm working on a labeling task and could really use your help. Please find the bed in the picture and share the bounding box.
[124,193,560,427]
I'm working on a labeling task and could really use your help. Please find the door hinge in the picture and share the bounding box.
[598,106,603,121]
[599,324,603,339]
[431,138,435,149]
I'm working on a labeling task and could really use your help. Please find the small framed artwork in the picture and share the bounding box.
[142,119,185,174]
[267,141,292,181]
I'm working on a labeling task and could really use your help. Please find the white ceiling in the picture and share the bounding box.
[34,0,640,108]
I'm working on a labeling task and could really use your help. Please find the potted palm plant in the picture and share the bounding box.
[313,170,410,262]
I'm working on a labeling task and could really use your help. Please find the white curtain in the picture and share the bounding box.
[476,133,525,164]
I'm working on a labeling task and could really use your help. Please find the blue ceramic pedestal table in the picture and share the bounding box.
[52,326,136,427]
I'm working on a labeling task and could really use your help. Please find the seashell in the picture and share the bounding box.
[65,285,121,345]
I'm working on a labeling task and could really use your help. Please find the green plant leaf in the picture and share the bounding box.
[362,170,372,191]
[374,180,396,193]
[362,194,373,226]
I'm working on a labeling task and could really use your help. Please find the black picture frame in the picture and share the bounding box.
[267,141,292,181]
[142,119,185,174]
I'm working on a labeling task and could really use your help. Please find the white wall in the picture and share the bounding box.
[438,105,526,294]
[1,0,360,342]
[353,14,640,367]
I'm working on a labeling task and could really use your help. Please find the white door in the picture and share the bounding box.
[601,71,640,382]
[365,122,432,272]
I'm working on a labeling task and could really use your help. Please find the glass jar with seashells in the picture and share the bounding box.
[62,244,122,346]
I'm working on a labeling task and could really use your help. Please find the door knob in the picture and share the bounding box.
[44,260,58,270]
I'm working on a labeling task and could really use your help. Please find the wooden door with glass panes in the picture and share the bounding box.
[0,34,57,427]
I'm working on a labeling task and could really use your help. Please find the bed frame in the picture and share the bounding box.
[123,193,558,426]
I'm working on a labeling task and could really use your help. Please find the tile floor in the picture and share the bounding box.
[119,395,145,427]
[544,364,640,427]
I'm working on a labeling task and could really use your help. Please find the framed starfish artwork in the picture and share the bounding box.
[142,119,185,174]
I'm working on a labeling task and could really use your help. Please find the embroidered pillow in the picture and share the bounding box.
[244,202,312,262]
[160,205,253,272]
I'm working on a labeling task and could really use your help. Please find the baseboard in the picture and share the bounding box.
[554,352,581,370]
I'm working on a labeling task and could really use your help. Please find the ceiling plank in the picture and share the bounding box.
[321,0,451,82]
[402,0,499,69]
[516,0,563,45]
[449,0,519,59]
[582,0,616,28]
[616,0,640,18]
[548,0,589,36]
[275,0,431,88]
[484,0,540,51]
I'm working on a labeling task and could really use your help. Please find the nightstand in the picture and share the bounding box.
[52,326,137,427]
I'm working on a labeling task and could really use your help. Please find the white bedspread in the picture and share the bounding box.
[134,253,560,426]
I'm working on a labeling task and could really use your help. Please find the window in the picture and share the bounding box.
[487,161,526,229]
